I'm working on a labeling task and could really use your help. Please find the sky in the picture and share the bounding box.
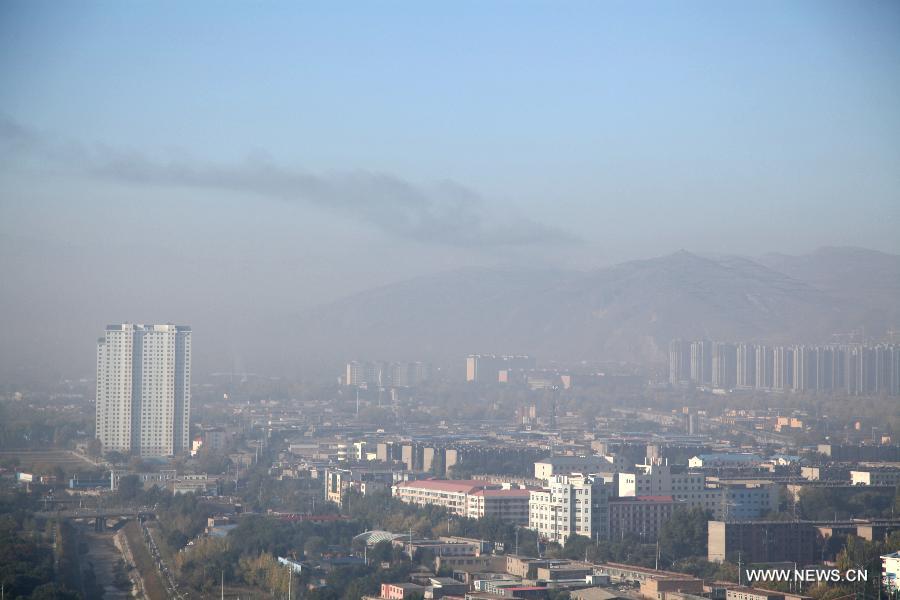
[1,1,899,380]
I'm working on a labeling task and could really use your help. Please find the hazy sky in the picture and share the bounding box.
[1,1,899,380]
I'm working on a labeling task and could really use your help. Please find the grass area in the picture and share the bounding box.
[122,520,169,600]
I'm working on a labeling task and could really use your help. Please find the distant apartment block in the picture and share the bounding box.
[95,323,191,457]
[345,361,431,388]
[466,354,536,383]
[669,340,900,396]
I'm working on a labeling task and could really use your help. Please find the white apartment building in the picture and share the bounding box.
[96,323,191,457]
[529,474,612,545]
[466,487,531,524]
[618,463,706,503]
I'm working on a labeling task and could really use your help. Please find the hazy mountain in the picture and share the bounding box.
[292,247,899,366]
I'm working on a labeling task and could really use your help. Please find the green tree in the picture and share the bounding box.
[659,506,710,563]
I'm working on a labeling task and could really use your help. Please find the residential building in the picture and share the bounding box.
[95,323,191,457]
[529,474,612,544]
[608,496,675,542]
[466,487,531,524]
[325,467,396,505]
[466,355,536,383]
[617,463,706,504]
[393,479,530,523]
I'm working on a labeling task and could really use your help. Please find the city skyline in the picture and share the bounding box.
[2,1,900,382]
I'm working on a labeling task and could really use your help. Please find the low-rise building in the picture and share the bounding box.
[382,583,429,600]
[394,479,531,523]
[640,575,704,600]
[850,469,900,487]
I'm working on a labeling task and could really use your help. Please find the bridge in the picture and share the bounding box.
[36,507,155,531]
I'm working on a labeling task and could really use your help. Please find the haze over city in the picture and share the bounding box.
[3,4,900,600]
[2,1,899,380]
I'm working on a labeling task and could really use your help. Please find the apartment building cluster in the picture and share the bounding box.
[392,455,779,546]
[344,361,433,388]
[669,340,900,395]
[530,461,777,544]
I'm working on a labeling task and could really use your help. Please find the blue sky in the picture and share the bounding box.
[0,1,898,377]
[2,1,899,258]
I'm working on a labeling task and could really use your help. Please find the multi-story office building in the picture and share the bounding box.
[95,323,191,457]
[528,474,612,544]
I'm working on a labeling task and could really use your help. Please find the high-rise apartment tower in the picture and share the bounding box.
[95,323,191,457]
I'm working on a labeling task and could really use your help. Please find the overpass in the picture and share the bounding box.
[36,506,155,531]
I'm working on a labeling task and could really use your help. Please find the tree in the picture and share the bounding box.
[304,535,328,560]
[369,540,394,564]
[116,475,142,501]
[659,507,710,563]
[86,438,103,458]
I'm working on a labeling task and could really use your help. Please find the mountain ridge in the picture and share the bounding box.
[287,247,899,365]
